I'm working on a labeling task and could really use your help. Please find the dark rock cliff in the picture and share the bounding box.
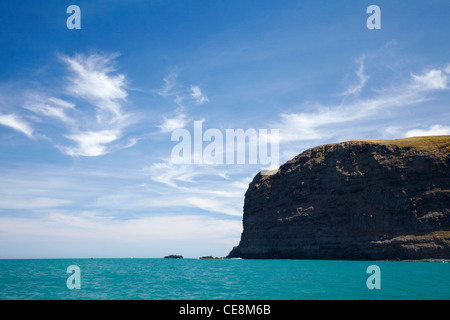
[227,136,450,260]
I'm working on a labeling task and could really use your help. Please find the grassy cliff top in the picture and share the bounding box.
[353,135,450,157]
[261,135,450,180]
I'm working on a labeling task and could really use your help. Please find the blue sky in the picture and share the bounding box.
[0,1,449,258]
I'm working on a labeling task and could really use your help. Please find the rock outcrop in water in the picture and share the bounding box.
[164,255,183,259]
[227,136,450,260]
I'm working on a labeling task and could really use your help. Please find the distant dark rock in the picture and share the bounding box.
[228,136,450,260]
[199,256,214,259]
[164,255,183,259]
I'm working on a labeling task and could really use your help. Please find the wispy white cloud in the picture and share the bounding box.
[25,103,71,124]
[384,39,398,48]
[156,74,209,133]
[22,94,76,127]
[62,129,121,157]
[190,85,209,104]
[341,57,369,96]
[47,97,75,109]
[61,53,128,123]
[411,69,448,90]
[276,66,450,144]
[143,159,248,216]
[158,108,189,133]
[156,73,178,97]
[0,113,34,138]
[187,197,241,217]
[381,126,402,138]
[144,159,237,189]
[145,160,203,188]
[0,52,136,157]
[58,53,136,156]
[22,53,135,157]
[404,124,450,137]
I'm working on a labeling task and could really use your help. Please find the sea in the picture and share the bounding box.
[0,258,449,300]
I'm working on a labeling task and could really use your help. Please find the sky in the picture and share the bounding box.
[0,0,449,258]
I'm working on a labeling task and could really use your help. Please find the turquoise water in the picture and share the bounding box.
[0,259,449,300]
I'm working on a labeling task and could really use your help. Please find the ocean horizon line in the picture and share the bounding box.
[0,257,448,263]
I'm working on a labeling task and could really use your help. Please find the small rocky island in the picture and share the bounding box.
[227,136,450,260]
[164,255,183,259]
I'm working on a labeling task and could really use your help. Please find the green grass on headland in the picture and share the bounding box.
[355,135,450,157]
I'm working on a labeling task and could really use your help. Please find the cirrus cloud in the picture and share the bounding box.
[0,52,137,157]
[276,66,450,144]
[0,113,34,138]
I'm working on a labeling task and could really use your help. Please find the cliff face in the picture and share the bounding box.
[228,136,450,260]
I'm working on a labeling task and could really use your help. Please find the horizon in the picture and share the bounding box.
[1,1,450,259]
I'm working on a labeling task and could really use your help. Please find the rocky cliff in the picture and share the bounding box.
[227,136,450,260]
